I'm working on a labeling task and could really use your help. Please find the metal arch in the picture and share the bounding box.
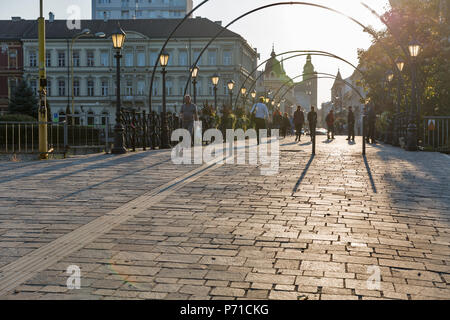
[148,0,209,112]
[181,1,382,101]
[235,50,365,110]
[276,74,365,105]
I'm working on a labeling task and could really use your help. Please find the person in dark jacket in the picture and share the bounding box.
[281,112,291,138]
[293,105,305,142]
[368,104,377,144]
[346,106,355,142]
[325,109,335,140]
[307,106,317,142]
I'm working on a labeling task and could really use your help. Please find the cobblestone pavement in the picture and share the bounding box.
[0,136,449,300]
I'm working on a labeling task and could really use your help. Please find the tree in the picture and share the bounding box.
[8,80,38,118]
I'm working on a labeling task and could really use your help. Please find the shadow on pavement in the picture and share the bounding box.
[292,154,315,195]
[363,155,377,193]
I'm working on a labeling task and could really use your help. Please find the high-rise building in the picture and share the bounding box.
[92,0,194,20]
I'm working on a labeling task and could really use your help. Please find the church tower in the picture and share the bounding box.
[302,55,318,108]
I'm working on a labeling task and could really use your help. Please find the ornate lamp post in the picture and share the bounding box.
[191,66,199,104]
[386,70,394,144]
[111,26,127,155]
[392,57,405,146]
[160,51,170,149]
[406,39,421,151]
[240,87,247,111]
[227,80,235,109]
[211,73,219,111]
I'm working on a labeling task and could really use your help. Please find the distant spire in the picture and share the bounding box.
[271,43,276,57]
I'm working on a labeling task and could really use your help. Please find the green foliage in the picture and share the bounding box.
[358,0,450,116]
[0,114,37,122]
[8,80,38,117]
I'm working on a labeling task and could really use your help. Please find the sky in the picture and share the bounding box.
[0,0,391,106]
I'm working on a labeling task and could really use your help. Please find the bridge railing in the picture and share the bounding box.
[0,120,111,156]
[422,116,450,152]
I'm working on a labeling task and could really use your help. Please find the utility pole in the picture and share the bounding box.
[38,0,48,159]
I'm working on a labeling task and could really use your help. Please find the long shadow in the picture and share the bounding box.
[322,139,333,144]
[292,154,315,195]
[363,155,377,193]
[299,141,312,146]
[281,141,298,147]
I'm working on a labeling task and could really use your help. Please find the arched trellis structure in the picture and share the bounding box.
[180,2,382,101]
[274,72,365,105]
[233,50,365,110]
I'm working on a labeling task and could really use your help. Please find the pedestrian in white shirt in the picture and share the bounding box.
[251,97,270,145]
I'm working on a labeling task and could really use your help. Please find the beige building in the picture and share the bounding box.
[19,17,257,125]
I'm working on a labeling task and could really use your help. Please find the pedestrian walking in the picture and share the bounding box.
[293,105,305,142]
[180,95,199,145]
[281,112,291,138]
[346,106,355,142]
[325,109,335,140]
[250,97,270,145]
[307,106,317,142]
[272,108,282,131]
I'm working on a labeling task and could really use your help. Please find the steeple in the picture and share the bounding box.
[271,43,276,58]
[303,54,315,81]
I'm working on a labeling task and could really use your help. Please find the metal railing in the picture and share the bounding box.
[0,120,111,156]
[423,116,450,152]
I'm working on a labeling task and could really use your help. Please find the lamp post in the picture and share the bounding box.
[386,70,394,144]
[70,29,105,125]
[160,51,170,149]
[227,80,235,109]
[211,73,219,111]
[111,26,127,155]
[191,66,199,104]
[240,87,247,111]
[392,57,405,146]
[406,39,421,151]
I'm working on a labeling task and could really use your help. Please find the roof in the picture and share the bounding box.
[0,17,242,40]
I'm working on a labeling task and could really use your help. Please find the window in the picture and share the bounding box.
[58,80,66,96]
[137,80,145,95]
[101,80,109,96]
[208,50,217,66]
[45,51,51,67]
[73,79,80,96]
[46,79,52,96]
[59,111,66,123]
[100,52,109,67]
[74,111,80,125]
[87,80,94,96]
[58,52,65,67]
[87,112,95,126]
[73,51,80,67]
[152,78,159,96]
[126,80,133,96]
[137,51,145,67]
[193,50,202,66]
[150,52,158,66]
[87,51,94,67]
[121,10,129,19]
[125,52,133,67]
[8,78,17,98]
[166,78,173,96]
[179,78,187,95]
[29,50,37,67]
[208,81,214,96]
[136,10,143,18]
[9,50,17,68]
[195,78,202,96]
[30,79,37,96]
[223,50,232,65]
[179,51,188,66]
[101,112,109,125]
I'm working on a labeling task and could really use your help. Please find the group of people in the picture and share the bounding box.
[179,94,378,146]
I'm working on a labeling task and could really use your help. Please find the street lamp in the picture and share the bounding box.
[240,87,247,110]
[227,80,235,108]
[211,73,219,111]
[395,57,405,72]
[406,39,422,151]
[191,66,199,104]
[160,51,170,149]
[111,26,126,154]
[386,70,394,83]
[251,90,256,106]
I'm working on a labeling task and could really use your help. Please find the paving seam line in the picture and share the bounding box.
[0,153,232,296]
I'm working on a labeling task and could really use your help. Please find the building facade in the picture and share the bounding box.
[92,0,194,20]
[15,18,257,126]
[0,19,33,114]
